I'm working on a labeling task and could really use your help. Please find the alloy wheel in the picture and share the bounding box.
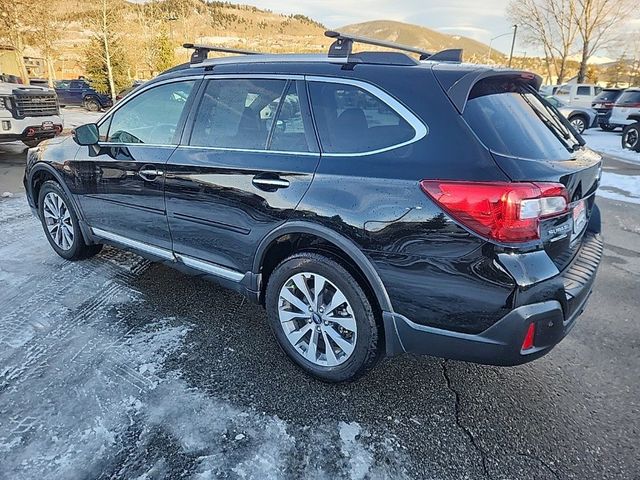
[570,117,586,134]
[278,272,357,367]
[623,128,639,150]
[43,192,74,250]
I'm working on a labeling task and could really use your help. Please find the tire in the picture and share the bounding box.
[622,123,640,152]
[599,123,616,132]
[22,139,42,148]
[83,97,101,112]
[38,180,103,260]
[569,114,588,134]
[265,252,381,382]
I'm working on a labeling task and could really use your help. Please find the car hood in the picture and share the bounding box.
[0,82,54,95]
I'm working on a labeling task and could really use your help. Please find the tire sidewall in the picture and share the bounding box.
[622,124,640,152]
[570,115,586,134]
[38,181,85,260]
[265,253,379,382]
[84,98,101,112]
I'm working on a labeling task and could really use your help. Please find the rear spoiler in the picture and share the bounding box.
[433,67,543,114]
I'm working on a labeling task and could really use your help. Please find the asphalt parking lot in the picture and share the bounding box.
[0,140,638,479]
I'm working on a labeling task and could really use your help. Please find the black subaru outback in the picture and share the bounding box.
[24,32,603,382]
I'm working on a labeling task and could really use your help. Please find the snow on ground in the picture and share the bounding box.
[0,196,409,480]
[61,107,103,130]
[582,129,640,165]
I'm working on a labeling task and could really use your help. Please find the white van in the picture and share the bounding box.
[554,84,602,108]
[0,81,63,147]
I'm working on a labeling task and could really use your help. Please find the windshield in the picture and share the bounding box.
[463,78,580,161]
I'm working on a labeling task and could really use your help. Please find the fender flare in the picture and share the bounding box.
[27,163,92,241]
[252,221,393,312]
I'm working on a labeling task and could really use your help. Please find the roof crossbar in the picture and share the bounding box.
[325,30,432,60]
[183,43,262,64]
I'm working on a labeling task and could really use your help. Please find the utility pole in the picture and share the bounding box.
[508,24,518,68]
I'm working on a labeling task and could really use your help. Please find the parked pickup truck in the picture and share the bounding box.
[554,83,602,108]
[0,81,63,147]
[54,79,112,111]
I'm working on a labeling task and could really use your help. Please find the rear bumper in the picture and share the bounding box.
[385,232,603,366]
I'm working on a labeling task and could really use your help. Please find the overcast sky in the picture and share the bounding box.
[245,1,519,53]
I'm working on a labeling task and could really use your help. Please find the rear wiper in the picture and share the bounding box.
[523,86,581,151]
[520,93,576,153]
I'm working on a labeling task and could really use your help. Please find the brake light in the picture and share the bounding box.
[615,102,640,108]
[419,181,569,243]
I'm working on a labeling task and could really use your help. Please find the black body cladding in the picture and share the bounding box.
[24,51,603,368]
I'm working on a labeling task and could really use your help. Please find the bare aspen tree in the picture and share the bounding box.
[507,0,578,84]
[574,0,634,82]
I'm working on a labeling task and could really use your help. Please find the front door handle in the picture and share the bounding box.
[252,176,290,190]
[139,168,164,181]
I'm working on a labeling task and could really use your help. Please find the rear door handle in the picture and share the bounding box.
[252,176,290,190]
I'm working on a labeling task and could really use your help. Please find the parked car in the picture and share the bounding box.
[54,79,113,111]
[0,81,63,147]
[554,83,602,108]
[591,88,624,131]
[545,96,597,134]
[539,85,560,96]
[24,33,603,382]
[609,88,640,151]
[115,80,145,102]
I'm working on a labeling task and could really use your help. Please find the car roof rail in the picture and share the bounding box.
[183,43,262,65]
[324,30,462,62]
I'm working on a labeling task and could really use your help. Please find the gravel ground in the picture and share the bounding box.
[0,136,638,479]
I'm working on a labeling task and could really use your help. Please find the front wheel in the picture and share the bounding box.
[622,123,640,152]
[38,180,103,260]
[569,115,587,134]
[265,252,381,382]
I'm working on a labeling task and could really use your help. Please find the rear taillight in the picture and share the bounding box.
[615,102,640,108]
[419,181,569,243]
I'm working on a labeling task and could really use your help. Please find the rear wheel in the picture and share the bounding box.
[265,252,381,382]
[83,97,101,112]
[622,123,640,152]
[569,114,588,134]
[38,180,103,260]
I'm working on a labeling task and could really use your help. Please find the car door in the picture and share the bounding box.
[69,80,87,106]
[164,76,320,273]
[573,85,593,107]
[73,79,198,250]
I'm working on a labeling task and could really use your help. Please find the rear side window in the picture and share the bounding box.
[576,86,591,96]
[617,91,640,105]
[190,79,286,149]
[593,90,622,103]
[308,81,415,154]
[464,78,579,161]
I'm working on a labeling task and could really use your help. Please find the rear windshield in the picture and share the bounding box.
[617,91,640,105]
[463,78,580,161]
[593,90,622,103]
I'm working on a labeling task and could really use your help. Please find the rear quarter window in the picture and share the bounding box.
[617,91,640,105]
[308,81,417,154]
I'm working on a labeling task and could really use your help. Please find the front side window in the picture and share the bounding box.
[190,79,287,149]
[105,80,195,145]
[308,81,415,154]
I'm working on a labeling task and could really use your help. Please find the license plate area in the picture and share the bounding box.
[41,121,54,130]
[571,199,587,242]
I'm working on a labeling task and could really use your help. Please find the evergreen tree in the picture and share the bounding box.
[151,27,176,74]
[84,35,129,96]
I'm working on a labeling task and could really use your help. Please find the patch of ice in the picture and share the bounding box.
[339,421,373,480]
[598,172,640,205]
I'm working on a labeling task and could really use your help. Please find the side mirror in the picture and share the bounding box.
[73,123,99,146]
